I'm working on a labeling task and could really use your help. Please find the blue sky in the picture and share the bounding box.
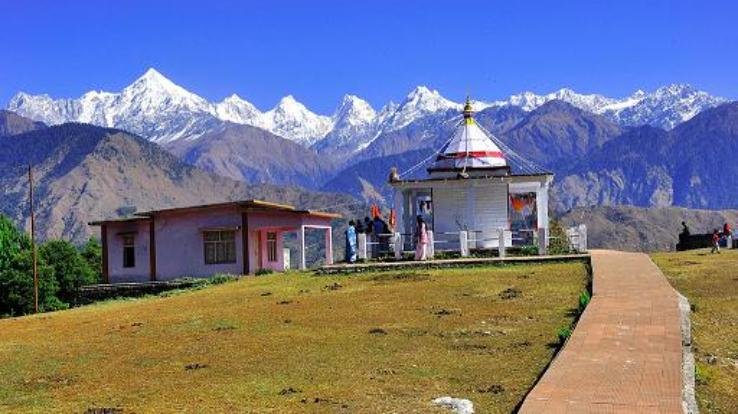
[2,0,736,114]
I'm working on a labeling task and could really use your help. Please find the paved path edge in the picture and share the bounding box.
[677,292,698,414]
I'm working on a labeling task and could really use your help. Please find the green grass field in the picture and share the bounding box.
[0,262,588,413]
[652,249,738,414]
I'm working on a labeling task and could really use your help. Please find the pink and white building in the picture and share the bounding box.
[89,200,338,283]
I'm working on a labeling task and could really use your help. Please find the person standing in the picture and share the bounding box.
[372,214,384,256]
[723,222,733,248]
[345,220,357,263]
[414,215,428,261]
[711,229,721,254]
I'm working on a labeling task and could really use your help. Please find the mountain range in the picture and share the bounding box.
[8,68,727,153]
[5,68,737,216]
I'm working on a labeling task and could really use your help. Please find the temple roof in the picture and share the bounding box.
[427,98,509,177]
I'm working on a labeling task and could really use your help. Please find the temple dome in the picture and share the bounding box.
[428,98,509,178]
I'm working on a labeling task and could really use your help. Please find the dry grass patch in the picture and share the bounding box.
[652,249,738,414]
[0,262,587,413]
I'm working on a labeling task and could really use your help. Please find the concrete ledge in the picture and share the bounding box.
[678,293,699,414]
[77,279,210,304]
[316,253,591,275]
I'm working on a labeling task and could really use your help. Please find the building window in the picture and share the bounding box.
[122,235,135,268]
[203,230,236,264]
[266,232,278,262]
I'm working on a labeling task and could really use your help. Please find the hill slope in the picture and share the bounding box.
[0,109,45,137]
[0,123,356,243]
[556,102,738,210]
[166,122,336,189]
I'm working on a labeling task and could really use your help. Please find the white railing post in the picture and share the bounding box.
[498,228,506,258]
[538,228,548,256]
[427,230,435,259]
[357,233,367,260]
[459,231,469,257]
[578,224,588,252]
[393,232,402,259]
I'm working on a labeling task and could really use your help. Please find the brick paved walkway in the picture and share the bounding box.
[519,250,684,413]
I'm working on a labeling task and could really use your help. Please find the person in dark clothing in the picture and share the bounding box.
[681,221,690,236]
[345,220,357,263]
[364,217,373,234]
[355,219,365,234]
[711,229,721,254]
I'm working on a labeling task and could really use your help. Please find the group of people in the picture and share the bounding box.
[344,213,429,263]
[683,221,734,254]
[711,222,733,254]
[344,215,391,263]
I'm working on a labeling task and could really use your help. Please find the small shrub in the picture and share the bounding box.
[557,326,572,344]
[499,287,522,300]
[519,245,539,256]
[695,364,710,385]
[578,290,591,313]
[255,268,274,276]
[209,274,238,284]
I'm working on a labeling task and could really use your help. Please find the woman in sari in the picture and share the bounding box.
[414,215,428,261]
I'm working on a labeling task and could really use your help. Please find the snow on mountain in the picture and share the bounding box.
[8,92,80,125]
[312,94,377,155]
[262,95,333,146]
[498,85,727,130]
[8,68,218,143]
[6,68,729,151]
[602,84,728,130]
[7,69,335,144]
[214,94,265,126]
[382,86,461,131]
[505,88,616,113]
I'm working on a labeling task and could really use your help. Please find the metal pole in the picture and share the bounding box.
[28,165,39,313]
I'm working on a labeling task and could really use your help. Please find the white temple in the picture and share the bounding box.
[390,98,553,251]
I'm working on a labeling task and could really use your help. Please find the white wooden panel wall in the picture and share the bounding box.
[474,183,508,248]
[433,187,469,234]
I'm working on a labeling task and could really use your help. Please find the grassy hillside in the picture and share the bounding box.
[652,249,738,414]
[0,263,588,413]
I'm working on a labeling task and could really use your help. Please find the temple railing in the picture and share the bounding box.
[355,225,588,261]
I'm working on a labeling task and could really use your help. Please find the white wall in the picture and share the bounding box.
[433,181,508,248]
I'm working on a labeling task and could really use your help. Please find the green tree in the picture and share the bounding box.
[39,240,97,304]
[80,237,103,283]
[0,215,64,316]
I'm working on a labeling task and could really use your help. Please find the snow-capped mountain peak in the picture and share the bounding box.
[119,68,211,113]
[214,94,263,125]
[384,86,460,131]
[505,88,616,113]
[263,95,332,146]
[605,83,728,128]
[498,84,727,130]
[332,94,376,125]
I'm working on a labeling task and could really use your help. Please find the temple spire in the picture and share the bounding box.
[463,96,474,124]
